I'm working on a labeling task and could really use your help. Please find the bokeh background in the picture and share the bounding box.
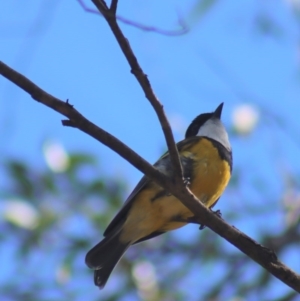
[1,0,300,300]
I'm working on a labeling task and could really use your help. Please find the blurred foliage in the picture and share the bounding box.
[187,0,218,24]
[0,147,299,301]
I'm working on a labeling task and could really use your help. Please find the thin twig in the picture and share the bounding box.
[91,0,184,184]
[77,0,188,36]
[1,60,300,292]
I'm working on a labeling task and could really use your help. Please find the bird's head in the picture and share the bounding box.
[185,103,231,150]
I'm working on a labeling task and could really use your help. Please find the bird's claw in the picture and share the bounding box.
[183,177,191,186]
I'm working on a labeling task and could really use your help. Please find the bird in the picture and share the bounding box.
[85,102,232,289]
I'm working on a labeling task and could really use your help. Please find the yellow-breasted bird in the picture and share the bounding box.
[85,103,232,288]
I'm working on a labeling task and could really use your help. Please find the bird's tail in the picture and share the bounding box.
[85,230,130,289]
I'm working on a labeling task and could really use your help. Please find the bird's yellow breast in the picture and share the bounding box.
[182,138,231,207]
[120,138,231,243]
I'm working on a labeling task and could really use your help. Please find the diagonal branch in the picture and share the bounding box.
[91,0,184,185]
[1,60,300,292]
[0,61,169,190]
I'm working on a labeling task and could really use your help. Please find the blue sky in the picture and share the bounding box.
[1,0,298,186]
[1,0,300,299]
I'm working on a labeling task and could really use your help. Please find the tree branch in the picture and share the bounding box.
[0,61,171,190]
[1,60,300,292]
[91,0,184,185]
[110,0,118,14]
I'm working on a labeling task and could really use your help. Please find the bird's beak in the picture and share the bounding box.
[213,103,224,119]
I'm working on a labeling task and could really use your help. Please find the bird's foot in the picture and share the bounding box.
[183,176,191,186]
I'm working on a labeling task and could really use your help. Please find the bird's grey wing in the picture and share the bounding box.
[103,136,201,237]
[103,175,150,237]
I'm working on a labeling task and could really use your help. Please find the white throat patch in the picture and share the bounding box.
[197,119,231,150]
